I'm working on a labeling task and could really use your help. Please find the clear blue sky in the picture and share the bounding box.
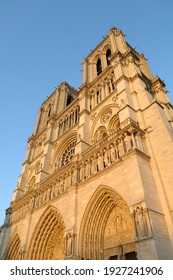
[0,0,173,226]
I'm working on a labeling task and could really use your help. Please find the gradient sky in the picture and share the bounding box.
[0,0,173,226]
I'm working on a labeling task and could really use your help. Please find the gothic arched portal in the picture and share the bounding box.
[27,206,65,260]
[79,186,136,260]
[4,233,21,260]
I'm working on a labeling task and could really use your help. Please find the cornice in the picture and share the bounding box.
[152,75,166,87]
[123,48,140,62]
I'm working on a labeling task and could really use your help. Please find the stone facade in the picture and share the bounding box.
[0,27,173,260]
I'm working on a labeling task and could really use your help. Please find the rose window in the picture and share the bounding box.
[61,141,76,166]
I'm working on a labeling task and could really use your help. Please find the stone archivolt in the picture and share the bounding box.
[79,186,135,260]
[27,206,65,260]
[4,233,21,260]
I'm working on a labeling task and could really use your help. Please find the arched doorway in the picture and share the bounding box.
[27,206,65,259]
[79,186,136,260]
[4,233,21,260]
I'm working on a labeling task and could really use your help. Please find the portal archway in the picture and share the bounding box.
[79,186,136,260]
[4,233,21,260]
[28,206,65,259]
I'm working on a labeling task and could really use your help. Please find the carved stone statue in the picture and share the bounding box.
[29,196,35,210]
[90,157,95,175]
[71,166,77,185]
[134,132,141,149]
[103,148,109,167]
[67,171,71,186]
[54,162,58,172]
[46,189,50,202]
[4,208,12,225]
[117,139,123,157]
[50,183,54,199]
[114,215,123,233]
[59,177,64,193]
[19,247,25,260]
[97,152,103,171]
[38,193,43,206]
[123,132,131,152]
[64,173,68,190]
[54,180,59,196]
[134,207,148,238]
[66,231,73,256]
[34,195,39,208]
[79,163,84,181]
[84,160,89,178]
[109,144,116,163]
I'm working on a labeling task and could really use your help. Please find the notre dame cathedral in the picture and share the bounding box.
[0,27,173,260]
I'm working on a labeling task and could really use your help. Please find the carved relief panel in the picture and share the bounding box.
[104,207,135,251]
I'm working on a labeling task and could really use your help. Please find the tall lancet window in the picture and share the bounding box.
[96,58,102,75]
[46,106,52,124]
[106,49,111,66]
[66,94,74,107]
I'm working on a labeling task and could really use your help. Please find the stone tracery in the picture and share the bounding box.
[53,132,77,171]
[61,141,76,167]
[90,104,119,144]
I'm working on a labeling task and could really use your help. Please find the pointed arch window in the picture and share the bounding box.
[66,94,74,107]
[48,107,51,117]
[106,49,111,66]
[46,106,52,124]
[96,58,102,75]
